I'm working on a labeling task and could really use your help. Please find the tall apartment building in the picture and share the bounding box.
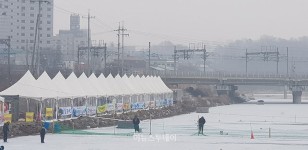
[0,0,54,65]
[54,14,88,69]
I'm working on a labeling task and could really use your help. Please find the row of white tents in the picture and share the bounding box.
[0,71,173,99]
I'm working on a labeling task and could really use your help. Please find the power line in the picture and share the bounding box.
[54,5,83,15]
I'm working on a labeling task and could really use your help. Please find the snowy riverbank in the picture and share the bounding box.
[2,99,308,150]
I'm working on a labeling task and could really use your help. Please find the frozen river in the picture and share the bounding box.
[2,99,308,150]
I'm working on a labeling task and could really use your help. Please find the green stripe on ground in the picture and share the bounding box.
[58,130,134,136]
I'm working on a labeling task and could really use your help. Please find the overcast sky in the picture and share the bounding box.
[53,0,308,48]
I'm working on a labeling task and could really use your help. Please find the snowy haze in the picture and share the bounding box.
[53,0,308,47]
[3,99,308,150]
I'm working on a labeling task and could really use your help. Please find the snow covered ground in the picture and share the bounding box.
[2,98,308,150]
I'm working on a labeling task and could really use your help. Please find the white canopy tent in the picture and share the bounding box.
[0,71,173,100]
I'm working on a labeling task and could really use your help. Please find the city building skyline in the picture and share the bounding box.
[0,0,54,65]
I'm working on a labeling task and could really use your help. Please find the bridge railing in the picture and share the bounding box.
[144,71,308,80]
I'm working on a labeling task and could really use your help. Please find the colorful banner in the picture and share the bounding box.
[87,106,97,116]
[73,106,87,117]
[123,103,130,110]
[149,101,155,108]
[132,102,145,110]
[107,104,115,111]
[26,112,34,122]
[155,100,162,107]
[116,103,123,111]
[59,107,72,116]
[97,104,107,113]
[4,114,12,123]
[163,99,168,106]
[46,108,53,117]
[4,103,10,113]
[168,99,173,106]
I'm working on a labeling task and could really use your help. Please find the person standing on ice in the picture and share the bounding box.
[198,116,206,135]
[2,122,10,142]
[40,126,46,143]
[132,115,140,133]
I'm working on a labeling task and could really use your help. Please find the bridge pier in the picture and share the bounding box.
[284,85,288,99]
[289,85,305,104]
[216,85,238,96]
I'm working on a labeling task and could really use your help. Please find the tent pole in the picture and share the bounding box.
[121,96,124,113]
[71,97,73,119]
[27,98,29,112]
[2,100,4,114]
[129,96,132,112]
[149,95,154,109]
[95,96,98,117]
[85,96,88,116]
[55,97,58,120]
[40,97,43,121]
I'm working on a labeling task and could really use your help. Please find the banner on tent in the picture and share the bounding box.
[123,103,130,110]
[4,114,12,123]
[59,107,72,116]
[4,103,10,114]
[73,106,87,117]
[162,99,168,106]
[132,102,145,110]
[26,112,34,122]
[116,103,123,111]
[149,101,155,109]
[168,99,173,106]
[97,104,107,113]
[46,108,53,117]
[87,106,97,115]
[107,104,115,111]
[154,99,171,107]
[155,100,162,107]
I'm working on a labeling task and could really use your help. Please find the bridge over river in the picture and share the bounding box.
[149,72,308,104]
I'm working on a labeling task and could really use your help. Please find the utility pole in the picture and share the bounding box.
[104,43,107,72]
[8,36,11,84]
[83,10,95,76]
[114,22,129,76]
[115,23,121,74]
[245,49,248,74]
[287,47,289,77]
[276,48,279,74]
[202,45,206,74]
[31,0,50,78]
[148,42,151,74]
[174,46,177,74]
[121,22,129,76]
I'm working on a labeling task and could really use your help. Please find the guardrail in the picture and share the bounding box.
[143,71,308,80]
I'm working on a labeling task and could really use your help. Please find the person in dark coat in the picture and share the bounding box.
[132,115,140,133]
[0,145,4,150]
[2,122,10,142]
[198,116,206,135]
[40,127,46,143]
